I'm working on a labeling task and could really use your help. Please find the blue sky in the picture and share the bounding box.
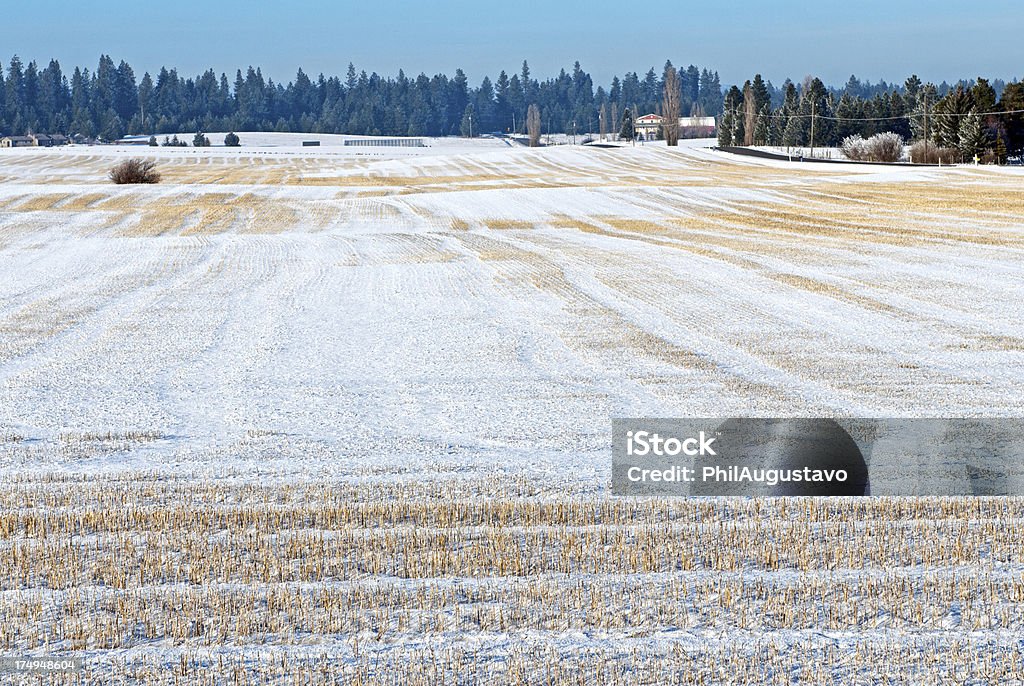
[4,1,1022,88]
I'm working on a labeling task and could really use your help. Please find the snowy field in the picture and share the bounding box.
[1,135,1023,684]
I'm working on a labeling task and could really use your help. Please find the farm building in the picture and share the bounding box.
[31,134,69,147]
[1,135,35,148]
[115,135,156,146]
[634,114,717,140]
[1,134,69,148]
[634,114,664,140]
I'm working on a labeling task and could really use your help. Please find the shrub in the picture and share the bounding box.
[193,131,211,147]
[908,141,962,164]
[224,132,240,147]
[841,135,868,161]
[842,132,904,162]
[148,135,158,147]
[865,132,904,162]
[109,158,161,184]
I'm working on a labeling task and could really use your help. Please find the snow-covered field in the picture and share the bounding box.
[1,135,1022,684]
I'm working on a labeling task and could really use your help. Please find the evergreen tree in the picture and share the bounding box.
[6,55,25,125]
[619,107,634,140]
[957,111,987,161]
[909,83,938,142]
[782,115,804,148]
[933,85,974,148]
[717,109,733,146]
[750,74,771,113]
[1001,82,1024,155]
[754,105,771,145]
[723,85,743,145]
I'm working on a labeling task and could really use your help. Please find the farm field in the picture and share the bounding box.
[1,136,1023,684]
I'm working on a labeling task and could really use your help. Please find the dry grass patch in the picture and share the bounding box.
[127,206,200,237]
[971,334,1024,351]
[770,272,900,314]
[13,193,73,211]
[57,430,163,444]
[827,181,1024,218]
[485,219,534,231]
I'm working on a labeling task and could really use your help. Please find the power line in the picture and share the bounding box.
[749,106,1024,123]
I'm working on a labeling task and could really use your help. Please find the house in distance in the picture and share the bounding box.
[1,133,69,148]
[634,114,717,140]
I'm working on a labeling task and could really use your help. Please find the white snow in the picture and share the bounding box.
[1,137,1022,682]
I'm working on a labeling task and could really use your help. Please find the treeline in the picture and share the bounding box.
[719,74,1024,161]
[0,55,724,140]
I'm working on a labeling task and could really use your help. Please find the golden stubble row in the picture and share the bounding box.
[2,516,1019,589]
[2,569,1022,651]
[1,476,1021,683]
[14,638,1024,686]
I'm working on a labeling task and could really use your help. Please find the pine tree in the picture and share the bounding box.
[723,85,743,145]
[933,85,974,148]
[957,112,987,161]
[619,107,634,140]
[717,108,733,147]
[1001,82,1024,155]
[754,105,771,146]
[782,116,804,148]
[909,83,938,142]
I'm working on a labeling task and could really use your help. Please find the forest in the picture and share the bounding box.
[1,53,1020,160]
[718,73,1024,162]
[0,55,722,140]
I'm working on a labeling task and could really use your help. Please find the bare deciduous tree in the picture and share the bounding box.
[743,81,757,146]
[599,103,609,141]
[662,66,681,146]
[527,104,542,147]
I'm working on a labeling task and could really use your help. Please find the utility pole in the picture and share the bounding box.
[571,120,576,145]
[469,113,473,139]
[809,100,816,159]
[512,111,516,136]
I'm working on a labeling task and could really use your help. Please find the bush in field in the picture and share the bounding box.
[224,132,240,147]
[109,158,161,184]
[908,141,962,164]
[841,135,869,161]
[193,131,211,147]
[841,132,904,162]
[865,132,904,162]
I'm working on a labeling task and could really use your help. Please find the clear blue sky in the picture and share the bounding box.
[4,0,1022,89]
